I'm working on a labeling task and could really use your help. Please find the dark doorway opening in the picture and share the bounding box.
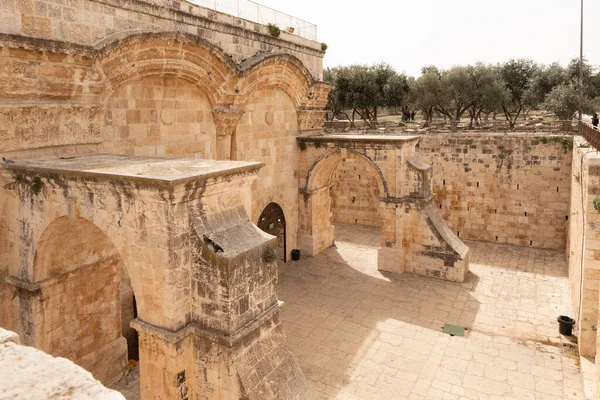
[257,202,286,262]
[128,296,139,361]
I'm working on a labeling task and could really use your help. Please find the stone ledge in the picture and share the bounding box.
[298,134,420,147]
[131,301,281,347]
[6,256,120,291]
[3,154,264,189]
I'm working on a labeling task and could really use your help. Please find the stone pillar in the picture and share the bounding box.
[298,186,335,257]
[378,156,470,282]
[212,106,244,160]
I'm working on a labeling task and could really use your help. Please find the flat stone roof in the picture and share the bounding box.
[3,154,263,187]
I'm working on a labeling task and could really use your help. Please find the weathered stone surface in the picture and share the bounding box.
[0,328,125,399]
[298,134,470,282]
[416,133,572,250]
[2,153,313,399]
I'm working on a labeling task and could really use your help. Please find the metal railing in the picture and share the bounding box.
[582,122,600,151]
[188,0,318,41]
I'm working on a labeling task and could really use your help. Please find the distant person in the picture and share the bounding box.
[410,111,415,121]
[593,113,599,130]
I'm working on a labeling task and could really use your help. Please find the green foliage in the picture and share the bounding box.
[542,83,597,121]
[30,177,44,195]
[314,140,322,148]
[594,197,600,214]
[11,175,44,196]
[262,247,277,263]
[523,62,567,109]
[550,136,574,150]
[431,65,478,130]
[321,42,328,52]
[324,63,409,124]
[579,141,591,148]
[498,59,539,128]
[298,140,307,151]
[326,56,600,132]
[538,136,573,150]
[266,23,280,37]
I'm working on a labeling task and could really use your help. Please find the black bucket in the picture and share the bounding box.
[557,315,575,336]
[291,249,300,261]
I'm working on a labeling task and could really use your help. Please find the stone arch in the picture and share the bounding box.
[33,216,119,281]
[97,31,238,106]
[256,202,287,262]
[300,149,389,256]
[235,53,315,108]
[32,216,133,384]
[102,74,218,158]
[305,149,388,197]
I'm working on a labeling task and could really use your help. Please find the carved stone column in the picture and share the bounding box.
[213,106,245,160]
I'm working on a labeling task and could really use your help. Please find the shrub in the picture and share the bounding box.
[267,23,280,38]
[262,247,277,263]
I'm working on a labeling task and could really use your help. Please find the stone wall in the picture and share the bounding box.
[6,215,128,384]
[103,77,217,158]
[416,133,572,250]
[331,152,382,227]
[568,136,600,359]
[0,3,331,342]
[234,87,299,260]
[0,0,324,79]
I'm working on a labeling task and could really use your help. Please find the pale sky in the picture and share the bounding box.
[257,0,600,77]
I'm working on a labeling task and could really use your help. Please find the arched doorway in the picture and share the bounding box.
[32,216,135,384]
[300,149,388,256]
[257,203,287,262]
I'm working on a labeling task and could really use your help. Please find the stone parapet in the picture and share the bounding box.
[0,329,125,399]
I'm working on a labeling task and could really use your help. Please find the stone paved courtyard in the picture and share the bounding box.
[278,223,585,400]
[113,223,585,400]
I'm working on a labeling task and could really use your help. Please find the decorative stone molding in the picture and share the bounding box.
[212,106,245,137]
[213,106,245,160]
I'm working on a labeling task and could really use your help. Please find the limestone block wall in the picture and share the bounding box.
[568,137,600,358]
[234,88,300,259]
[3,212,129,384]
[332,152,382,227]
[416,133,572,250]
[0,0,324,79]
[36,258,126,383]
[102,77,217,158]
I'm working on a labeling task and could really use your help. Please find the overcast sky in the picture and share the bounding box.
[256,0,600,77]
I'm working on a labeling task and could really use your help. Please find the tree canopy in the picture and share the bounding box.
[325,57,600,131]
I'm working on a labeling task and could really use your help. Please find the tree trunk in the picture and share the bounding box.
[450,119,458,132]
